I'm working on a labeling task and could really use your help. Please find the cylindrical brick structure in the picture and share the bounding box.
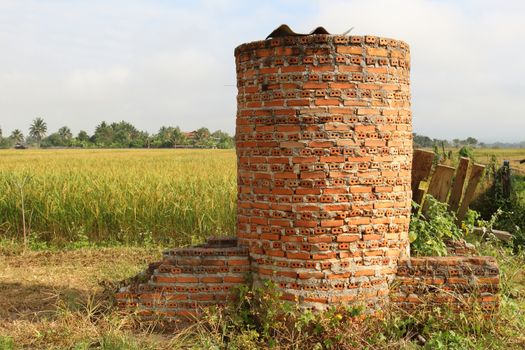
[235,34,412,309]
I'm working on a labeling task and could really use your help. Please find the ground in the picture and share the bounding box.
[1,243,525,349]
[0,246,177,349]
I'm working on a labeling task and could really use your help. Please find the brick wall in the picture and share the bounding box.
[116,237,249,318]
[234,34,412,309]
[392,256,500,313]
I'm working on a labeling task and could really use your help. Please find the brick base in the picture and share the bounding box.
[392,256,500,313]
[117,240,500,319]
[116,237,249,319]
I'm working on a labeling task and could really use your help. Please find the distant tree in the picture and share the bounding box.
[154,126,186,147]
[465,137,478,147]
[41,133,64,147]
[5,121,234,149]
[92,121,149,148]
[452,138,460,148]
[212,130,234,149]
[193,127,211,147]
[29,117,48,146]
[10,129,24,143]
[58,126,73,141]
[111,121,137,147]
[0,126,11,148]
[412,133,434,148]
[93,121,114,146]
[77,130,90,142]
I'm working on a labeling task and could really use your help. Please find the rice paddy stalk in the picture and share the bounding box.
[0,149,237,246]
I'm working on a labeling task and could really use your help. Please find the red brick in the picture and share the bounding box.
[287,252,310,260]
[224,276,246,283]
[321,219,344,227]
[201,277,223,283]
[354,269,376,277]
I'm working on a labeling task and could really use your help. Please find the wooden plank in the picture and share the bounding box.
[448,157,470,213]
[426,165,455,202]
[413,188,426,207]
[456,163,485,222]
[411,149,435,204]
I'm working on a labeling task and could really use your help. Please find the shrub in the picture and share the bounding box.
[409,196,463,256]
[458,146,474,159]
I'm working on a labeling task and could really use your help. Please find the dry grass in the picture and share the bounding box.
[0,246,177,349]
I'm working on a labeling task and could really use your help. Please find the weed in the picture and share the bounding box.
[410,196,463,256]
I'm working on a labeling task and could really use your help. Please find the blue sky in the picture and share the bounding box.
[0,0,524,142]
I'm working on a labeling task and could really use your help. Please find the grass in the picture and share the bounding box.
[0,241,524,349]
[433,147,525,175]
[0,243,166,349]
[0,149,236,246]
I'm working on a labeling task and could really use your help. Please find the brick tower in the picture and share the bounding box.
[234,34,413,309]
[116,29,500,318]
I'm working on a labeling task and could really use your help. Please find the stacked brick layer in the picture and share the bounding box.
[235,35,412,309]
[392,256,500,312]
[116,238,249,318]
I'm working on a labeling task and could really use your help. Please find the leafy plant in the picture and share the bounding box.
[0,336,15,350]
[410,196,463,256]
[458,146,474,159]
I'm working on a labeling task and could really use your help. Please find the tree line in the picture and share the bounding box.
[0,118,234,149]
[413,133,482,149]
[1,121,519,151]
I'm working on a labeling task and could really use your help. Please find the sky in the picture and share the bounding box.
[0,0,524,142]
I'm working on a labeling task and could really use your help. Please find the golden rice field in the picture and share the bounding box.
[0,148,523,246]
[472,148,525,175]
[0,149,236,246]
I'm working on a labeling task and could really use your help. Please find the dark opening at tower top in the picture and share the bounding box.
[266,24,331,39]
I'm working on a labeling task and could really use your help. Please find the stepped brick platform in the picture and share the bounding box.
[117,31,499,319]
[116,237,249,318]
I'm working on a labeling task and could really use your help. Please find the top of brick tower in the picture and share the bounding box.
[234,24,410,56]
[265,24,331,39]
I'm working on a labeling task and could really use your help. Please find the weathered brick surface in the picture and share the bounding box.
[116,237,249,318]
[234,35,412,310]
[392,256,499,313]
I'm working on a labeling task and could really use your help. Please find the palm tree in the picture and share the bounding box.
[58,126,73,141]
[29,117,47,145]
[10,129,24,143]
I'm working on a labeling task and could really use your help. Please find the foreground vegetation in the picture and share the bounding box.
[0,149,236,246]
[0,239,523,349]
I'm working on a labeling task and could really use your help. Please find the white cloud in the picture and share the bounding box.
[0,0,523,142]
